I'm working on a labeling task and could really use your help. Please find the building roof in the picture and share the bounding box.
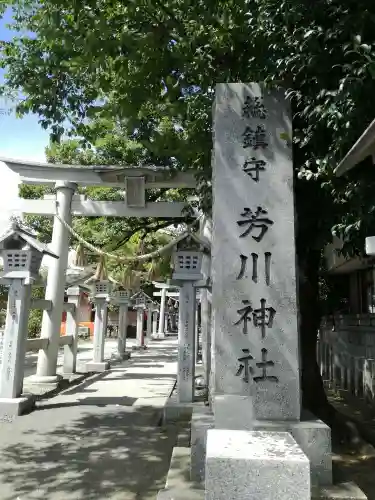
[335,118,375,177]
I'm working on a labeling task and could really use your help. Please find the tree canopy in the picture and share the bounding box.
[2,0,375,253]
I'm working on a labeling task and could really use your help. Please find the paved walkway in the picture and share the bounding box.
[23,338,140,378]
[0,338,178,500]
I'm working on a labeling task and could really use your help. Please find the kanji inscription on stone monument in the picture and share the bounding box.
[242,125,268,150]
[212,83,300,421]
[237,252,272,284]
[242,95,267,120]
[242,158,266,182]
[234,299,276,338]
[237,207,273,241]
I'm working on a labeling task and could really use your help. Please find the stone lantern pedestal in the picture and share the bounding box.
[0,278,35,418]
[112,289,132,360]
[0,220,59,417]
[132,305,147,351]
[85,281,112,372]
[131,291,155,350]
[171,232,209,404]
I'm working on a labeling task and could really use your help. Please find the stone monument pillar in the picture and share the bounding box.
[195,299,200,364]
[134,306,146,349]
[200,290,210,384]
[146,307,152,338]
[199,216,212,387]
[112,288,131,359]
[164,311,169,334]
[34,182,77,385]
[86,298,109,372]
[177,281,196,403]
[63,286,81,374]
[152,311,158,337]
[158,286,167,338]
[198,84,337,499]
[212,84,300,423]
[117,302,129,358]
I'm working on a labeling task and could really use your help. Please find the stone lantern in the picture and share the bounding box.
[0,220,56,283]
[131,291,148,350]
[0,219,58,416]
[172,233,205,282]
[85,278,115,372]
[171,232,210,403]
[112,288,132,303]
[91,279,113,301]
[132,291,146,309]
[111,286,132,360]
[144,298,158,340]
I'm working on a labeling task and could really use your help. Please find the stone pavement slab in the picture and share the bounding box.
[0,339,178,500]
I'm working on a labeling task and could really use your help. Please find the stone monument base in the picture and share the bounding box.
[115,352,131,361]
[211,395,332,487]
[151,333,166,340]
[163,389,200,424]
[27,373,63,388]
[0,394,36,419]
[205,429,310,500]
[156,411,366,500]
[191,405,215,483]
[85,361,110,372]
[132,345,148,351]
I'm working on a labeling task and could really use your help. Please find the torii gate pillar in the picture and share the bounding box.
[32,181,77,385]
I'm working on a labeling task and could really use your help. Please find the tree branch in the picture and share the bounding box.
[107,217,186,253]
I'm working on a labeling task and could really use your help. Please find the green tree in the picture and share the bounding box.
[3,0,375,438]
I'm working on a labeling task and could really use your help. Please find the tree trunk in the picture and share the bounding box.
[299,249,336,423]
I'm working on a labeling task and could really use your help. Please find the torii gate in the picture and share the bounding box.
[0,157,197,386]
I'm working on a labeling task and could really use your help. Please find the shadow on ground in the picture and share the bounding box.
[327,386,375,500]
[0,341,178,499]
[0,407,177,500]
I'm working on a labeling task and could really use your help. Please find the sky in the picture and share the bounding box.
[0,8,50,231]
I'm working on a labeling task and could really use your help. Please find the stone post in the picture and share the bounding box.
[177,281,196,403]
[195,300,200,364]
[0,279,35,416]
[146,308,152,338]
[86,298,109,372]
[117,303,130,359]
[134,307,146,349]
[164,312,169,334]
[158,286,167,338]
[200,216,212,387]
[200,289,211,385]
[152,311,158,336]
[63,286,81,375]
[33,181,77,385]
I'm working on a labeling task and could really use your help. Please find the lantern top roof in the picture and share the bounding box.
[130,290,159,309]
[174,231,210,252]
[84,275,117,285]
[130,290,153,303]
[0,217,58,258]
